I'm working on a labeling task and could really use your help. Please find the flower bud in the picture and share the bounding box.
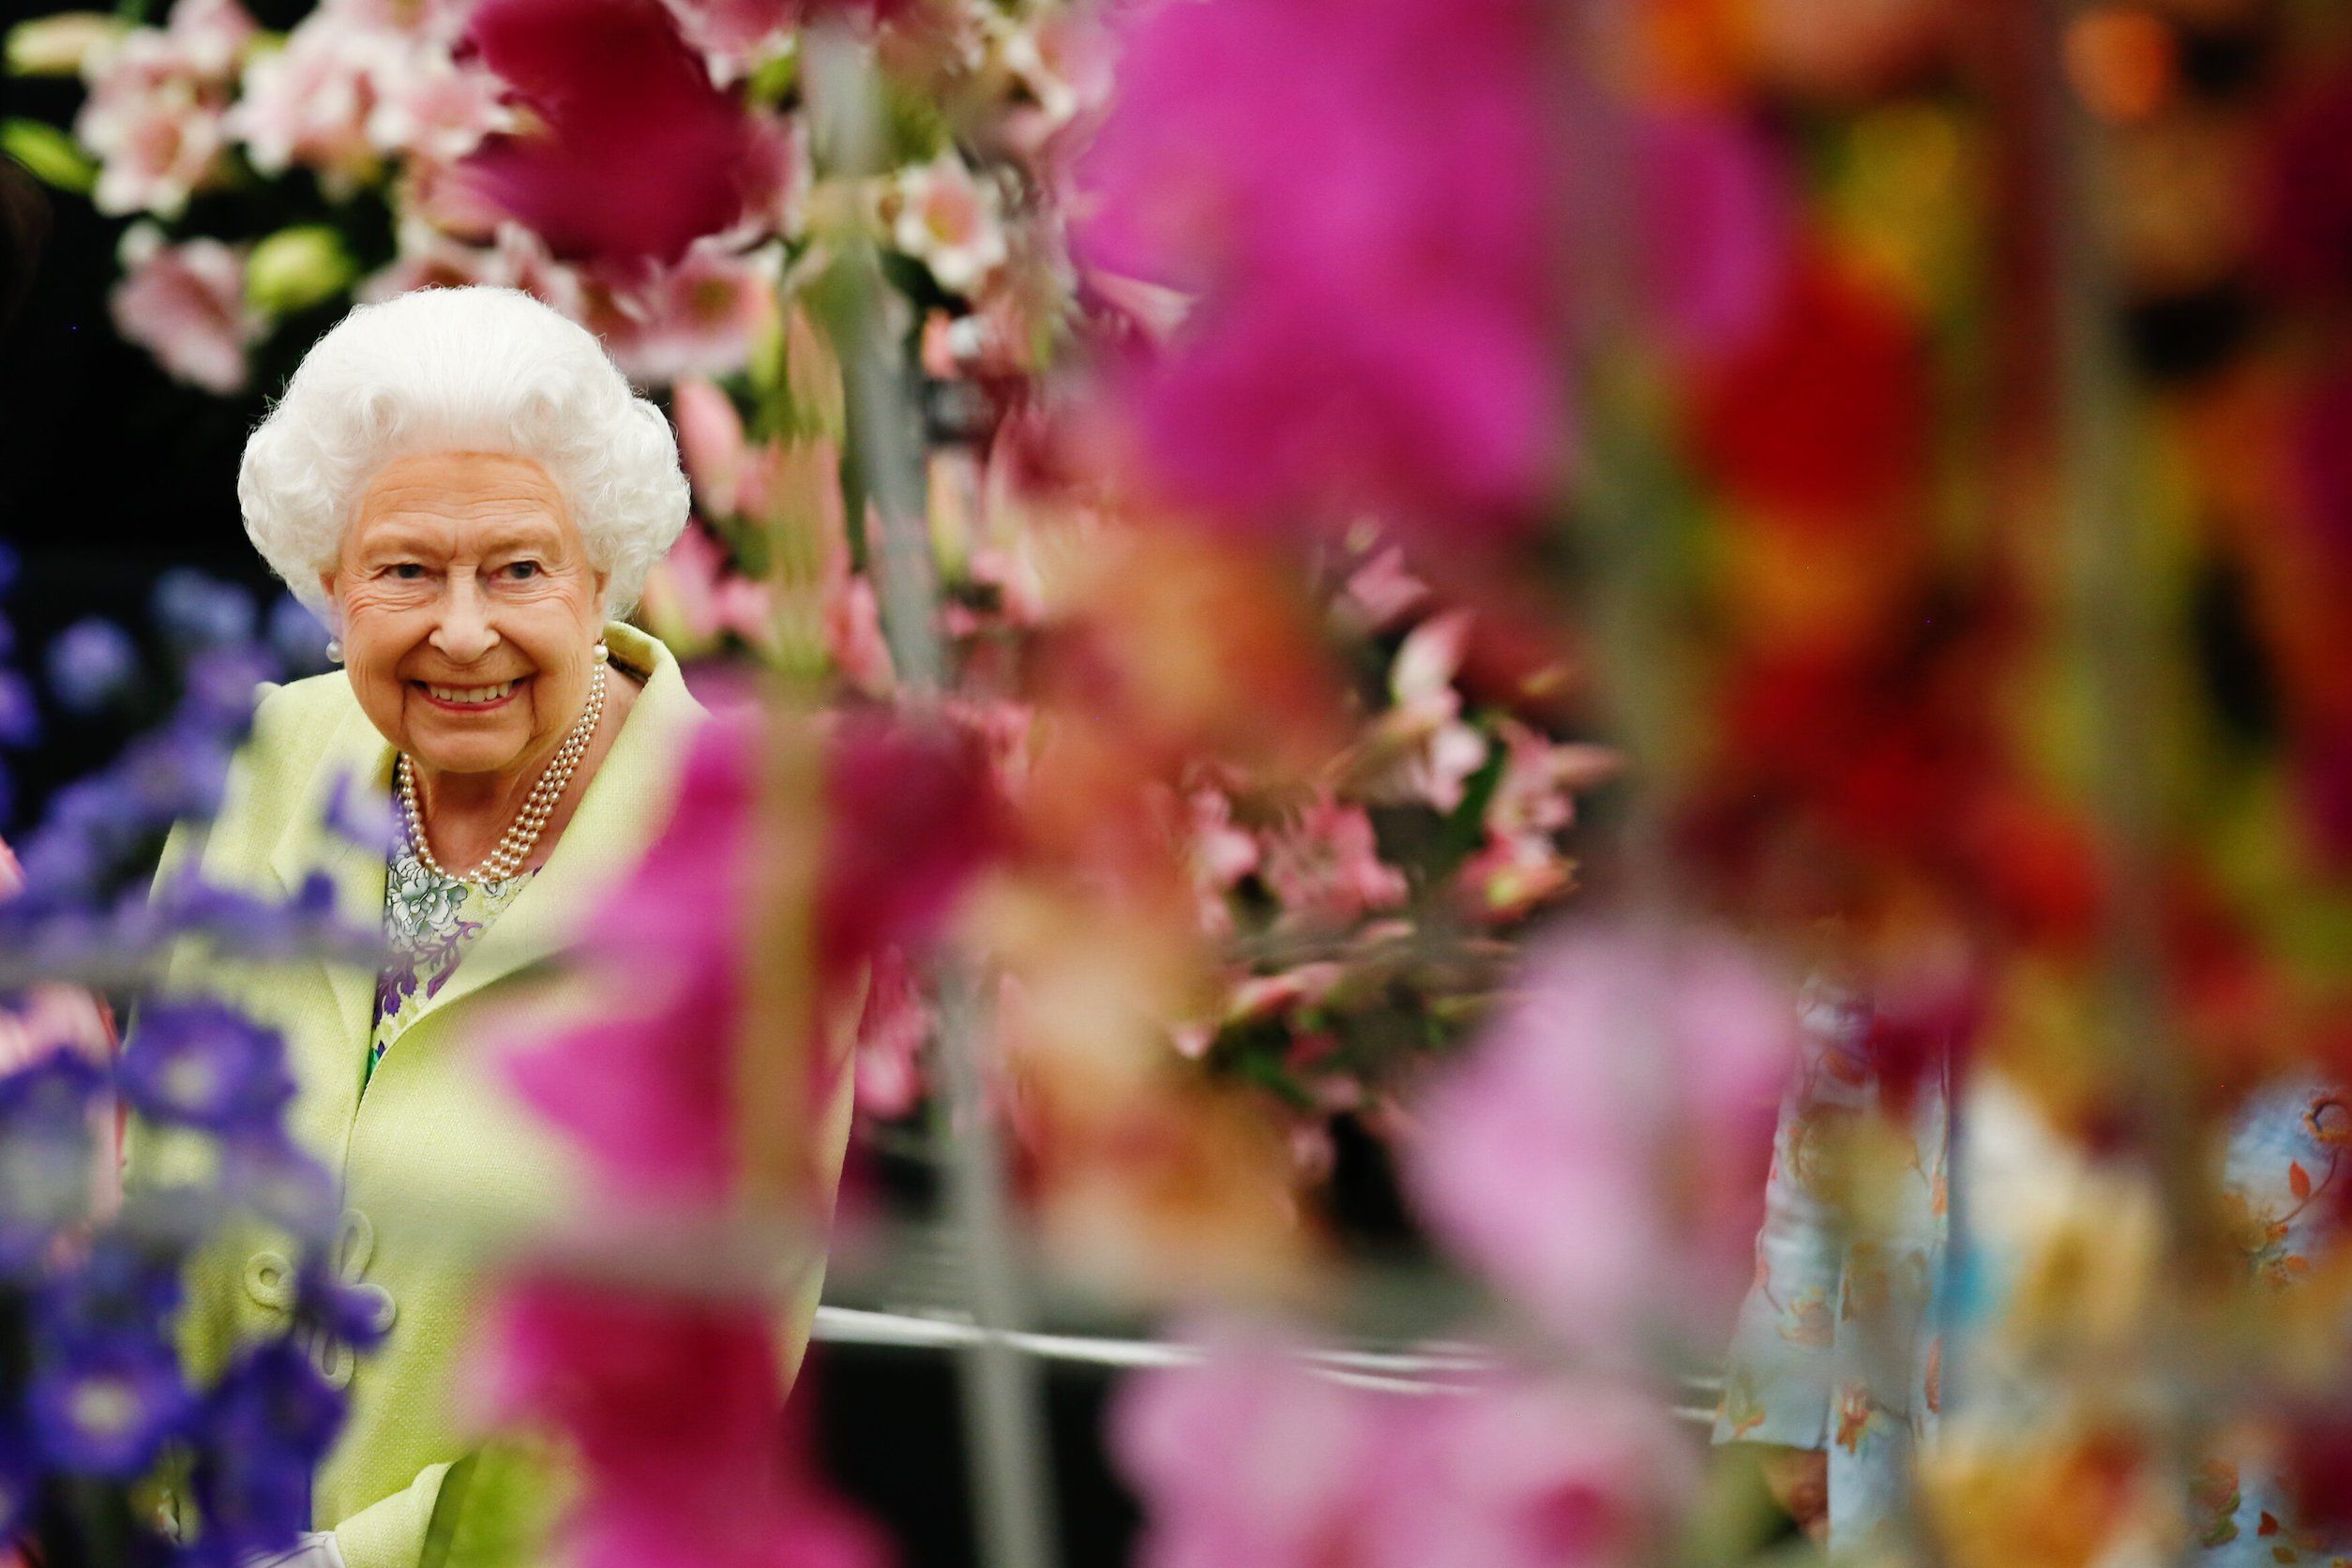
[5,12,124,76]
[244,225,355,316]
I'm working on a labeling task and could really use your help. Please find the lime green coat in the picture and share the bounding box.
[131,624,847,1568]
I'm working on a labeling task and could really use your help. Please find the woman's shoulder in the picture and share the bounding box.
[200,671,373,857]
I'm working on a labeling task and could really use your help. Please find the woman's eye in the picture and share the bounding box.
[503,561,542,581]
[388,563,427,580]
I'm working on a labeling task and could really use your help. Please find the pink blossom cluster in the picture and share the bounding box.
[74,0,254,219]
[1114,1328,1696,1568]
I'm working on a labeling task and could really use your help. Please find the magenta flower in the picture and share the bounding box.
[505,712,997,1203]
[1074,0,1786,542]
[1113,1325,1692,1568]
[1407,923,1798,1351]
[481,1278,886,1568]
[458,0,769,268]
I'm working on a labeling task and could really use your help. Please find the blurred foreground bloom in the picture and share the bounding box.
[1409,924,1798,1350]
[506,709,997,1206]
[458,0,773,268]
[1075,0,1786,544]
[481,1280,885,1568]
[1114,1327,1694,1568]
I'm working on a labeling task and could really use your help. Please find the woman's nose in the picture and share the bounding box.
[428,575,501,663]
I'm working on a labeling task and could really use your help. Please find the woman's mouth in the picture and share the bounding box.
[415,678,524,711]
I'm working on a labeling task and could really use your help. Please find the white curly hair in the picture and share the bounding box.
[239,286,689,623]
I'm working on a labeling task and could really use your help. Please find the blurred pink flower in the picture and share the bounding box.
[580,241,779,383]
[458,0,770,267]
[481,1278,886,1568]
[232,3,506,193]
[850,945,928,1121]
[109,224,264,394]
[1113,1327,1690,1568]
[639,520,777,655]
[1407,924,1797,1351]
[1180,787,1258,937]
[506,712,997,1203]
[1258,796,1407,928]
[75,0,254,218]
[671,377,748,517]
[1074,0,1787,541]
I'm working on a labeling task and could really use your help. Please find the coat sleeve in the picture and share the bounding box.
[1712,986,1875,1450]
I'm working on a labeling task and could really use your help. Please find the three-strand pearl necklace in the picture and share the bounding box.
[398,661,608,884]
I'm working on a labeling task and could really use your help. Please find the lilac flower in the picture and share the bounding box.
[266,596,333,675]
[219,1134,339,1243]
[190,1338,347,1560]
[0,670,37,747]
[151,568,257,654]
[323,770,401,859]
[35,1235,186,1349]
[0,1423,32,1540]
[28,1334,194,1479]
[46,618,143,716]
[116,999,295,1134]
[0,1050,107,1275]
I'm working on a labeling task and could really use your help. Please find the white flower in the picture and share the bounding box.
[888,154,1009,297]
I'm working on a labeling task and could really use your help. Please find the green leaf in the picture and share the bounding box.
[2,118,96,195]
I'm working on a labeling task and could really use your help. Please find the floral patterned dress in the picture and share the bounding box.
[1716,989,2351,1563]
[368,835,533,1092]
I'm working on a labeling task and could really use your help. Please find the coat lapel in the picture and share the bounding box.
[386,624,705,1032]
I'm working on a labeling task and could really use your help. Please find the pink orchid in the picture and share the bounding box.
[110,224,264,394]
[75,0,254,219]
[1113,1326,1691,1568]
[1258,796,1408,929]
[480,1278,886,1568]
[1407,924,1798,1352]
[458,0,770,267]
[1179,787,1258,938]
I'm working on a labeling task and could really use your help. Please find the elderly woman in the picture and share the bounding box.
[131,287,814,1568]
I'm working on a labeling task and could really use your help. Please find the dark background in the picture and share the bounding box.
[0,22,1143,1562]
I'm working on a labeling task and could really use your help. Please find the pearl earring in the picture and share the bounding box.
[592,641,610,664]
[326,639,344,664]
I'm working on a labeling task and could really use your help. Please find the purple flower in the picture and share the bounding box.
[0,1422,32,1540]
[219,1135,339,1243]
[266,596,333,675]
[35,1235,187,1351]
[190,1338,347,1559]
[151,568,256,653]
[0,670,37,748]
[28,1334,194,1479]
[116,999,294,1134]
[46,618,143,716]
[0,1051,107,1275]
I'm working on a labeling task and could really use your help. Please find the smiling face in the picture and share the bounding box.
[324,451,610,782]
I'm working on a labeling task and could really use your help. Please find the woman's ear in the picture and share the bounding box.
[316,572,339,626]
